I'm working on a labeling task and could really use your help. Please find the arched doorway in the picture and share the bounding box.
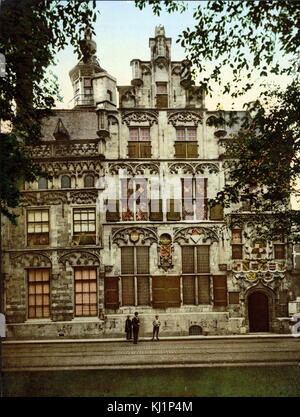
[248,291,269,332]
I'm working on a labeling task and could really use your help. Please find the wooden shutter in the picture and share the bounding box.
[166,276,181,307]
[140,142,152,158]
[152,276,166,308]
[209,204,224,220]
[104,277,119,309]
[174,142,186,158]
[137,277,150,305]
[197,246,210,273]
[136,247,149,274]
[128,142,139,158]
[198,275,210,304]
[274,244,285,259]
[121,247,134,274]
[122,276,135,306]
[167,199,181,221]
[182,246,195,273]
[156,94,168,108]
[213,275,228,306]
[187,142,198,158]
[183,276,195,304]
[149,199,163,221]
[106,200,120,222]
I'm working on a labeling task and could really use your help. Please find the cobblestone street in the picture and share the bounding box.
[3,336,300,371]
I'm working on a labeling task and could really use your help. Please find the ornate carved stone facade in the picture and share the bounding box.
[2,26,295,340]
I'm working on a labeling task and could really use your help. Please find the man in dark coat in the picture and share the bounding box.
[132,311,140,344]
[125,315,132,340]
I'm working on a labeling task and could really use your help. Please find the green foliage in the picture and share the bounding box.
[0,0,97,221]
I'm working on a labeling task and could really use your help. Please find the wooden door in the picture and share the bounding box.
[248,291,269,332]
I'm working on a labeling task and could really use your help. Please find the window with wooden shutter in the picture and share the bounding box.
[167,199,181,221]
[213,275,228,306]
[120,246,150,306]
[181,246,210,305]
[181,178,208,221]
[121,246,134,306]
[128,127,151,158]
[156,82,168,108]
[73,208,96,245]
[104,277,119,310]
[106,200,120,222]
[198,276,210,304]
[121,178,148,221]
[274,244,285,259]
[149,199,163,221]
[175,127,198,158]
[152,276,180,308]
[197,246,210,273]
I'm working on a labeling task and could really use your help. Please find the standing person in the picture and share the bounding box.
[132,311,140,344]
[151,315,161,341]
[125,315,132,340]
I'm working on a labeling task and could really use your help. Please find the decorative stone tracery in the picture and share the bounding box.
[167,110,202,126]
[121,110,158,126]
[58,250,100,267]
[174,226,220,244]
[168,162,219,175]
[9,252,52,268]
[112,227,158,246]
[108,162,159,176]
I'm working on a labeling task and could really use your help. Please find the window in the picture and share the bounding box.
[231,229,243,260]
[61,175,71,189]
[274,244,285,259]
[84,175,95,188]
[128,127,151,158]
[74,268,97,316]
[120,246,150,306]
[156,82,168,108]
[28,269,50,318]
[175,127,198,158]
[181,246,210,305]
[73,208,96,245]
[83,78,92,96]
[27,209,49,246]
[107,89,113,101]
[121,178,148,221]
[182,178,208,221]
[38,177,48,190]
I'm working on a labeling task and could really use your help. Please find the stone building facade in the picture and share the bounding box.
[2,26,298,339]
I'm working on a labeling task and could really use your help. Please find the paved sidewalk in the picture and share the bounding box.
[2,332,297,344]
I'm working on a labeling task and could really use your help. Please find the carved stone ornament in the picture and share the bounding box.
[168,162,219,175]
[167,111,202,127]
[40,160,103,178]
[112,227,158,246]
[58,250,100,267]
[108,162,159,176]
[174,226,220,244]
[121,110,158,126]
[40,191,68,205]
[233,271,284,292]
[158,233,173,271]
[70,190,98,204]
[29,140,100,159]
[9,251,52,268]
[21,192,38,206]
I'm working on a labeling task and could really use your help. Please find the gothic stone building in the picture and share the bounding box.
[2,26,297,339]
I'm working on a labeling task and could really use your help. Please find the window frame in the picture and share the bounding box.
[128,127,151,158]
[73,207,96,236]
[181,178,208,221]
[120,246,150,307]
[27,209,50,246]
[74,267,98,317]
[27,268,51,319]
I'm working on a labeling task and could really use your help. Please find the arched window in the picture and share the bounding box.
[84,175,94,188]
[61,175,71,189]
[38,177,48,189]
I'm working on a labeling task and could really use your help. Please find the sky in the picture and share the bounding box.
[51,0,293,112]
